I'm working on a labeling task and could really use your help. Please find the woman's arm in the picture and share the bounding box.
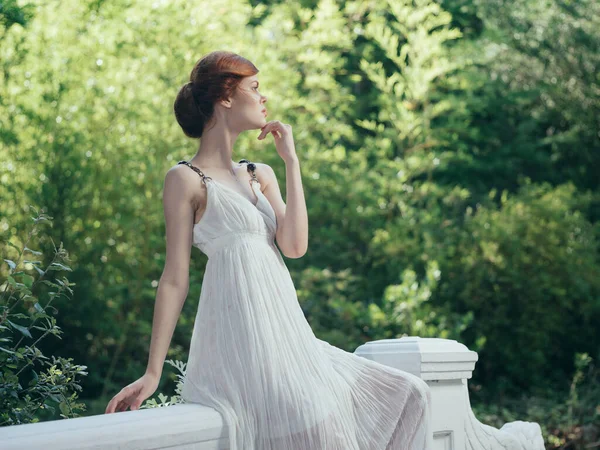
[145,166,198,377]
[106,166,199,413]
[258,157,308,259]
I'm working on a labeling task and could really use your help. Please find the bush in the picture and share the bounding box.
[456,182,600,394]
[0,207,88,425]
[473,352,599,449]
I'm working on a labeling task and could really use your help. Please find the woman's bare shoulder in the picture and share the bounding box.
[165,163,206,209]
[253,162,277,191]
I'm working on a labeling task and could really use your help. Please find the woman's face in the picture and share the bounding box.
[228,75,268,132]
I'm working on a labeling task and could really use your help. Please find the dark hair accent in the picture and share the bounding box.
[173,51,259,139]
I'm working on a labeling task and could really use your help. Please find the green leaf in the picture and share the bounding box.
[59,401,70,417]
[3,259,17,272]
[7,320,32,339]
[48,262,72,272]
[20,274,35,288]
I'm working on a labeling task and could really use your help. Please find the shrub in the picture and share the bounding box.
[0,207,88,425]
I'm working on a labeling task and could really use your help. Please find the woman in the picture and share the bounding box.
[105,50,433,450]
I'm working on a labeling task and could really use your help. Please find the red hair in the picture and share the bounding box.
[173,51,259,139]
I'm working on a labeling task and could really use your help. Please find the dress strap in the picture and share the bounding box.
[239,159,259,184]
[177,160,212,185]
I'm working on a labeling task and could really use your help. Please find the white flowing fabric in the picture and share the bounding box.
[178,160,434,450]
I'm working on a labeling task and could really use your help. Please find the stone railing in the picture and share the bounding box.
[0,337,545,450]
[355,337,545,450]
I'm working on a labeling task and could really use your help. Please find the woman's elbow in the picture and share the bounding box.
[283,243,307,259]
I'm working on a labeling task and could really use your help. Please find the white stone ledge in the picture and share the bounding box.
[0,337,544,450]
[2,403,228,450]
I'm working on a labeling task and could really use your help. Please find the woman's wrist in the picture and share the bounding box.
[145,369,161,381]
[284,155,299,166]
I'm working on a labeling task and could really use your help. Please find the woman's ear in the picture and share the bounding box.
[217,97,233,109]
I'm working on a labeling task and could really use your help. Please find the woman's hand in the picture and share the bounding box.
[257,120,297,163]
[104,372,160,413]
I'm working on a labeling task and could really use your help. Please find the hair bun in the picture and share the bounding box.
[173,50,259,139]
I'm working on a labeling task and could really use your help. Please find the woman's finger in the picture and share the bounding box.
[257,121,283,140]
[106,393,124,414]
[257,123,274,140]
[117,399,130,412]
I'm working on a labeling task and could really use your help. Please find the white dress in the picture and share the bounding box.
[178,159,434,450]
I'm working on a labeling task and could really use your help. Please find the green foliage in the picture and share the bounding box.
[1,0,599,445]
[449,0,600,195]
[297,260,471,352]
[0,208,88,425]
[456,182,600,394]
[368,261,472,340]
[472,352,599,449]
